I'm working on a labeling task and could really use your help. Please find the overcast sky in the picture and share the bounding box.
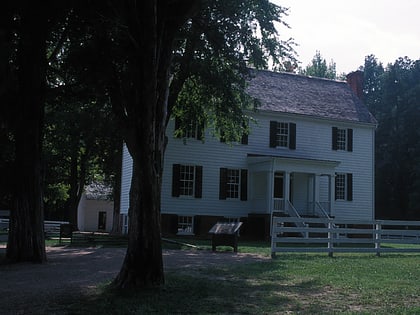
[271,0,420,74]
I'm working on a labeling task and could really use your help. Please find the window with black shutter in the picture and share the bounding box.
[219,168,247,201]
[269,121,296,149]
[335,173,353,201]
[174,117,204,140]
[172,164,202,198]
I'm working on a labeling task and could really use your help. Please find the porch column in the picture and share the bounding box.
[267,171,274,213]
[314,174,320,203]
[284,171,290,205]
[329,174,335,217]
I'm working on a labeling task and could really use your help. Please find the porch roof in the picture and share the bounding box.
[247,153,340,174]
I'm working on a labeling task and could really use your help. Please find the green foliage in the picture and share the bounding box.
[170,0,297,143]
[300,50,337,79]
[363,55,420,219]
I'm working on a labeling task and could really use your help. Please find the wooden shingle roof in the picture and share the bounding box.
[247,70,377,124]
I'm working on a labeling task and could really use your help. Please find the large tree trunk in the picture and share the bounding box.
[111,144,123,235]
[6,3,48,263]
[65,151,86,228]
[110,0,199,289]
[110,0,200,289]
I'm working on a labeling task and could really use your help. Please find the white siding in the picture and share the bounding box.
[162,119,252,218]
[77,193,114,232]
[120,145,132,215]
[120,110,375,221]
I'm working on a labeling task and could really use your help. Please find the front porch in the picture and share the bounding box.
[248,154,340,219]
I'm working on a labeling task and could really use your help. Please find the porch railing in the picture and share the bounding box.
[307,202,331,217]
[273,198,285,212]
[272,198,301,218]
[314,202,331,219]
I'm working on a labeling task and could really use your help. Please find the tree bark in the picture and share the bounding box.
[111,144,123,235]
[6,3,48,263]
[111,0,200,288]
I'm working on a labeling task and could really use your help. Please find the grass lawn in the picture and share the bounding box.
[67,239,420,315]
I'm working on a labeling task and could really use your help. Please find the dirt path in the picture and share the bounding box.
[0,246,268,314]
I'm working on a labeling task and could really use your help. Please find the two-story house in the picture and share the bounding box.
[120,69,377,239]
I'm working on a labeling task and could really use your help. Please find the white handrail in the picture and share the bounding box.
[315,202,330,219]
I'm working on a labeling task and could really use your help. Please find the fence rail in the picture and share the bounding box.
[0,219,69,237]
[271,217,420,257]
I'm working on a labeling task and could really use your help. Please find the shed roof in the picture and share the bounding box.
[246,70,377,124]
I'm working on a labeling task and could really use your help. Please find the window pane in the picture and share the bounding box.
[276,122,289,147]
[335,173,346,200]
[178,216,193,234]
[337,129,346,150]
[180,165,194,196]
[227,169,240,199]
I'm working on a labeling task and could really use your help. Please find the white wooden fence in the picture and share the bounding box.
[271,217,420,257]
[0,219,69,236]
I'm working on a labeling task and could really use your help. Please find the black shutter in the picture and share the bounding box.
[241,133,248,145]
[172,164,180,197]
[193,215,200,235]
[347,173,353,201]
[269,121,277,148]
[289,123,296,150]
[197,122,204,141]
[240,169,248,201]
[194,166,203,198]
[347,129,353,152]
[220,130,226,143]
[219,168,227,200]
[332,127,338,150]
[334,174,338,200]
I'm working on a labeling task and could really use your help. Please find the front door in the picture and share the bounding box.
[98,211,107,231]
[273,172,284,199]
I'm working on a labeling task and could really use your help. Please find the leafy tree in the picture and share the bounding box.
[363,56,420,219]
[95,0,296,289]
[300,51,337,79]
[32,4,122,228]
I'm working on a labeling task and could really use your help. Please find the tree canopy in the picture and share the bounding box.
[1,0,297,288]
[299,50,338,80]
[362,55,420,219]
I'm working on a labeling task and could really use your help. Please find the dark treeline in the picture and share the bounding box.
[362,55,420,219]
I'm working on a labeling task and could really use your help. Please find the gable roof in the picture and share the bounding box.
[246,69,377,124]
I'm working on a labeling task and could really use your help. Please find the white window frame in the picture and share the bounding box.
[276,122,289,147]
[335,173,346,200]
[226,169,240,199]
[336,128,347,151]
[185,121,198,139]
[177,215,194,235]
[179,165,195,196]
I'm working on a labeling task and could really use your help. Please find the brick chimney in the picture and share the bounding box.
[346,70,364,100]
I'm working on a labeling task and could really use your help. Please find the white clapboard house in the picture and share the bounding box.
[120,70,376,239]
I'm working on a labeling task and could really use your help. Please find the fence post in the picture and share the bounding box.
[271,217,277,258]
[375,222,381,257]
[328,221,334,257]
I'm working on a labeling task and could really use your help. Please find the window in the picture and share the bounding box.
[177,216,193,235]
[332,127,353,151]
[172,164,203,198]
[335,173,353,201]
[227,169,240,199]
[180,165,194,196]
[219,168,248,200]
[174,117,204,140]
[269,121,296,149]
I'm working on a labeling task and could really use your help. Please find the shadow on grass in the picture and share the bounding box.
[67,260,330,315]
